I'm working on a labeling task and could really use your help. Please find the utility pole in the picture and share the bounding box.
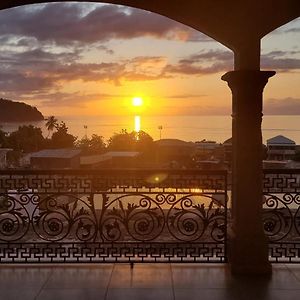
[158,125,163,140]
[84,125,88,139]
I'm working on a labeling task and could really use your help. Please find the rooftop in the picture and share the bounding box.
[267,135,296,145]
[81,151,140,165]
[155,139,195,147]
[30,149,82,159]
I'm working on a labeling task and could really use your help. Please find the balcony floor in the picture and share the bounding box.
[0,263,300,300]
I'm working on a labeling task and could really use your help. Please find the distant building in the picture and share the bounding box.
[80,151,140,169]
[193,140,224,169]
[30,148,81,169]
[154,139,195,168]
[266,135,296,161]
[223,137,232,168]
[195,140,223,159]
[0,148,13,169]
[263,160,288,169]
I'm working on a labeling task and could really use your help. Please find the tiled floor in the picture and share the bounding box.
[0,264,300,300]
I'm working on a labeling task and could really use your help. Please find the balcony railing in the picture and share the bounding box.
[0,169,227,263]
[1,168,299,264]
[263,169,300,263]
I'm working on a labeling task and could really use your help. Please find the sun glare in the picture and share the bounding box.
[134,115,141,132]
[132,97,143,107]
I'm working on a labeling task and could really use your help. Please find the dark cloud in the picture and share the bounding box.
[0,47,170,95]
[285,27,300,33]
[0,3,209,46]
[261,51,300,71]
[164,50,234,76]
[163,49,300,77]
[264,98,300,115]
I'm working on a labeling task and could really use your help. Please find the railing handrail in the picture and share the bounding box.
[263,168,300,174]
[0,168,228,176]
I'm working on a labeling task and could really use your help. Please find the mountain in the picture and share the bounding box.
[0,98,44,122]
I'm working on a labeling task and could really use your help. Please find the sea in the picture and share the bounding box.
[1,115,300,144]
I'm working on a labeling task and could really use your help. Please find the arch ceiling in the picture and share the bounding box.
[0,0,299,69]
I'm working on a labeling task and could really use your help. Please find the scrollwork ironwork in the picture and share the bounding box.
[0,169,227,263]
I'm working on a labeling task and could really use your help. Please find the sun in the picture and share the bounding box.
[132,97,143,107]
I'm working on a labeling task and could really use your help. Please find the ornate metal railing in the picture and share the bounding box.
[263,169,300,263]
[0,169,227,263]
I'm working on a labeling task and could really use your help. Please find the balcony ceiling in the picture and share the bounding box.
[0,0,299,52]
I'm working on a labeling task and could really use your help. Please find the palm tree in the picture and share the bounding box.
[45,116,58,137]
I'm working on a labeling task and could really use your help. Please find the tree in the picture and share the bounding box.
[45,116,58,137]
[50,121,77,148]
[107,130,136,151]
[76,134,106,154]
[107,130,154,152]
[7,125,45,152]
[135,130,154,152]
[0,127,8,148]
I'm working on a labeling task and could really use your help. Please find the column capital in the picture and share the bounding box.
[221,70,276,91]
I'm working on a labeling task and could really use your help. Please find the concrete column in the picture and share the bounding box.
[222,70,275,275]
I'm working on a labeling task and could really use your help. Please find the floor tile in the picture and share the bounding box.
[286,264,300,282]
[0,289,39,300]
[109,264,172,288]
[171,264,236,289]
[235,265,300,290]
[0,266,52,289]
[37,288,106,300]
[174,288,242,300]
[107,288,173,300]
[242,289,300,300]
[44,265,113,289]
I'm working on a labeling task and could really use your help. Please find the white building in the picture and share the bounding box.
[266,135,296,161]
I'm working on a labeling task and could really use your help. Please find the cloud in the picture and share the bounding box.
[164,50,234,76]
[0,48,234,97]
[261,51,300,71]
[10,91,131,108]
[0,46,171,95]
[264,97,300,115]
[160,105,231,116]
[0,3,209,46]
[163,49,300,77]
[285,27,300,33]
[165,94,207,99]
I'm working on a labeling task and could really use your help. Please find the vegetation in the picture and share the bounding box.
[0,120,155,155]
[76,134,105,154]
[7,125,45,153]
[107,130,154,152]
[0,98,44,122]
[45,116,58,137]
[48,121,77,148]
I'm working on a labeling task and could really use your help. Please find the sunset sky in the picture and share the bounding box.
[0,2,299,117]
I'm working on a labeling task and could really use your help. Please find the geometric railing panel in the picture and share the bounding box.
[0,169,227,263]
[263,169,300,263]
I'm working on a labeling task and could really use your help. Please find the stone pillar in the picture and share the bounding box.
[222,70,275,275]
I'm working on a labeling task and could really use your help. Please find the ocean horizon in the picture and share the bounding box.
[1,114,300,145]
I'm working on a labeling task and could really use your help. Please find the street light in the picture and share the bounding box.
[158,125,163,140]
[84,125,88,139]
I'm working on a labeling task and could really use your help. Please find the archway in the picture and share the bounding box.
[0,0,299,275]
